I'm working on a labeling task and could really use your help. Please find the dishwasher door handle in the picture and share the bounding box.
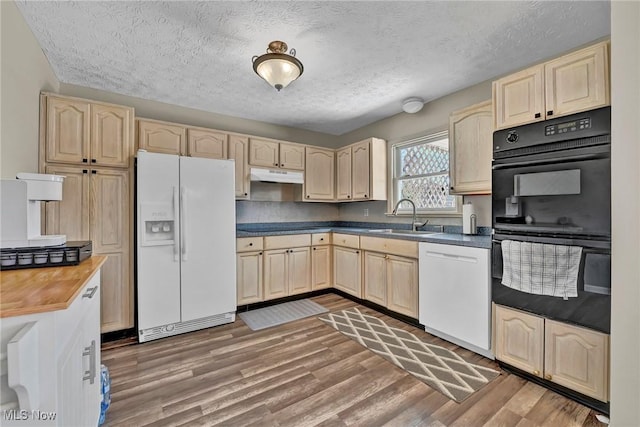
[424,251,478,263]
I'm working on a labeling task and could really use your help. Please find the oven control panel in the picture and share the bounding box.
[545,117,591,136]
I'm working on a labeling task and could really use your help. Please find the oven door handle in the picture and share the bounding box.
[492,152,608,170]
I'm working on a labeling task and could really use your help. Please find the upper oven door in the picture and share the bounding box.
[492,144,611,239]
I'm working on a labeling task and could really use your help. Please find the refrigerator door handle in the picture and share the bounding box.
[173,187,179,261]
[181,186,188,262]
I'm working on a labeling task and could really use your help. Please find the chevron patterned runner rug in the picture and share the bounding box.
[318,308,500,403]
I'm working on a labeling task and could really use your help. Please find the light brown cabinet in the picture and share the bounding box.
[336,138,387,201]
[304,147,335,201]
[264,247,311,299]
[493,41,609,130]
[311,245,332,290]
[45,96,133,168]
[360,236,419,318]
[449,100,493,195]
[228,135,250,200]
[333,246,362,298]
[137,119,186,155]
[187,128,228,159]
[45,165,132,333]
[494,305,609,402]
[236,237,264,305]
[249,138,305,170]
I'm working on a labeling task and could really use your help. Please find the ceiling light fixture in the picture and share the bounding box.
[402,97,424,114]
[252,41,304,91]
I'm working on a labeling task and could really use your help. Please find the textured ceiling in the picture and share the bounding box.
[16,1,610,135]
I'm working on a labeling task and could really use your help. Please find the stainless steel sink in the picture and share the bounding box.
[367,229,439,235]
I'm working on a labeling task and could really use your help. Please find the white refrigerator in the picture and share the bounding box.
[136,150,236,342]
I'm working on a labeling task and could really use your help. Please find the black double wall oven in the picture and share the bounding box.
[491,106,611,334]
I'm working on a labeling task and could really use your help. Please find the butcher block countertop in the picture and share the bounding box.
[0,255,107,318]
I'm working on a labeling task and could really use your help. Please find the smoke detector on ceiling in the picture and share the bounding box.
[402,97,424,114]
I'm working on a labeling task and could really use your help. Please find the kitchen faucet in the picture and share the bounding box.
[392,198,429,231]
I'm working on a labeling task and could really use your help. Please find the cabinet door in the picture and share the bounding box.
[288,247,311,295]
[57,323,86,427]
[187,128,228,159]
[46,96,90,164]
[44,165,90,241]
[333,246,361,298]
[90,103,133,168]
[495,305,544,377]
[229,135,250,199]
[363,251,387,306]
[279,143,305,170]
[83,281,101,426]
[449,100,493,195]
[493,65,544,130]
[249,138,279,167]
[336,147,352,200]
[544,320,609,402]
[91,169,132,332]
[137,119,186,155]
[545,42,609,118]
[386,255,418,318]
[311,246,332,290]
[237,251,263,304]
[351,141,371,200]
[264,249,288,300]
[304,147,335,201]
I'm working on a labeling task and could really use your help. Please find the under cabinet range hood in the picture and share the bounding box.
[250,167,304,184]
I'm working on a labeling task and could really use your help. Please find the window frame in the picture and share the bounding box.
[387,130,462,217]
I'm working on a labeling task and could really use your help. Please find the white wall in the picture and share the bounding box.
[0,1,59,179]
[610,1,640,425]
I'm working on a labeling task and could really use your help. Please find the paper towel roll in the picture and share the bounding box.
[462,203,476,235]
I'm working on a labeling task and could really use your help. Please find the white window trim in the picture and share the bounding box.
[386,130,463,217]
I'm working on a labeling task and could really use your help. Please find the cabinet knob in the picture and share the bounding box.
[313,247,316,250]
[91,159,97,163]
[356,250,360,254]
[450,186,454,190]
[364,194,368,198]
[533,370,540,376]
[547,110,554,116]
[534,113,541,119]
[274,163,279,166]
[259,252,263,255]
[91,170,97,174]
[244,193,248,196]
[83,169,88,174]
[347,195,351,199]
[82,158,88,163]
[249,242,253,246]
[306,195,310,198]
[320,238,324,241]
[545,374,553,380]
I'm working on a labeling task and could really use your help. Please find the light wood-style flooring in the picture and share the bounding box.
[102,294,606,427]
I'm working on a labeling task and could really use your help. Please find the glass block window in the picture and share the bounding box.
[391,131,460,214]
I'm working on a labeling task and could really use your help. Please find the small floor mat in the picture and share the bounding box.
[239,299,328,331]
[319,307,500,403]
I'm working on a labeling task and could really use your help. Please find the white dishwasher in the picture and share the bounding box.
[419,242,492,358]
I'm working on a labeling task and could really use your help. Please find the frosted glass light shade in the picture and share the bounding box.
[252,41,304,91]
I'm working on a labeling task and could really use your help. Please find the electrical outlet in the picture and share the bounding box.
[364,208,369,217]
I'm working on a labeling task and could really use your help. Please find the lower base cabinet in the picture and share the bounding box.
[236,250,263,305]
[363,251,418,318]
[494,304,609,402]
[311,245,332,290]
[2,269,102,426]
[333,246,362,297]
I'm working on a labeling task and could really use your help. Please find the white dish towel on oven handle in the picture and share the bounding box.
[501,240,583,299]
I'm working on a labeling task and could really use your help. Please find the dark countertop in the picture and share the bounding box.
[236,222,491,249]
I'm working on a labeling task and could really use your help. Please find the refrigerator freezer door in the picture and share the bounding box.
[137,151,181,330]
[179,156,236,322]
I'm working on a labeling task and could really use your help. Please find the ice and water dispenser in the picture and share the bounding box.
[139,202,176,246]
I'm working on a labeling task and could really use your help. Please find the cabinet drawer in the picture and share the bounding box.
[264,234,311,250]
[236,237,263,252]
[360,236,418,258]
[332,233,360,249]
[311,233,331,245]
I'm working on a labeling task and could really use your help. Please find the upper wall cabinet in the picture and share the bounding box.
[493,41,610,130]
[336,138,387,201]
[187,128,228,159]
[249,138,305,170]
[45,95,133,168]
[304,147,335,201]
[228,134,250,200]
[449,100,493,195]
[137,119,187,155]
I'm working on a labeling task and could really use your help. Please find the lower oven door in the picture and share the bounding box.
[491,234,611,333]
